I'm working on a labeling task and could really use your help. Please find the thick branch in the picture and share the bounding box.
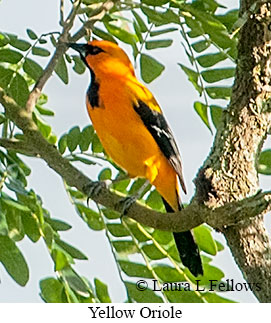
[193,0,271,302]
[0,138,39,156]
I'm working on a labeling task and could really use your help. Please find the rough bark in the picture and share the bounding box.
[193,0,271,302]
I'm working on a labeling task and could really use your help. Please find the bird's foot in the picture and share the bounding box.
[117,195,137,217]
[83,180,110,205]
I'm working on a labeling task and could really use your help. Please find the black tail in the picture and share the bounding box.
[162,197,203,277]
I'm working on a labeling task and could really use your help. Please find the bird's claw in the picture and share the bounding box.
[83,180,108,205]
[118,195,137,217]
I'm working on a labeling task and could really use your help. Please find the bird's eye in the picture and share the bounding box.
[89,46,104,55]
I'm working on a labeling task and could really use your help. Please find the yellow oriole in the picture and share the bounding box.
[69,40,203,276]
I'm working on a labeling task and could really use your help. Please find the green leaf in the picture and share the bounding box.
[35,104,54,116]
[125,282,163,303]
[62,267,90,297]
[145,39,173,50]
[0,212,9,236]
[94,278,111,303]
[45,218,72,231]
[192,40,210,53]
[43,222,54,248]
[0,48,23,63]
[21,212,41,242]
[154,265,185,282]
[39,39,47,44]
[37,93,48,105]
[145,189,164,211]
[52,246,73,271]
[165,290,203,303]
[142,243,165,260]
[133,20,144,44]
[178,64,201,94]
[197,52,227,68]
[129,222,149,242]
[67,126,81,152]
[105,23,137,45]
[203,292,236,303]
[32,46,50,57]
[1,196,30,212]
[111,178,130,193]
[258,149,271,175]
[107,223,129,237]
[79,125,94,151]
[10,38,31,51]
[92,27,117,43]
[215,239,224,251]
[0,66,13,90]
[184,4,235,49]
[141,7,179,26]
[76,203,105,230]
[0,235,29,286]
[56,239,88,260]
[55,55,69,84]
[72,56,86,75]
[201,68,235,83]
[0,32,10,47]
[40,278,64,303]
[132,10,148,33]
[185,16,204,38]
[102,208,120,220]
[206,86,231,100]
[210,105,223,128]
[129,178,146,195]
[34,113,52,138]
[140,54,165,83]
[118,260,153,278]
[8,72,29,107]
[217,9,239,31]
[48,133,57,145]
[26,29,38,40]
[193,225,217,256]
[98,168,112,181]
[150,27,178,37]
[58,134,67,154]
[141,0,169,5]
[194,101,212,131]
[113,240,138,255]
[5,209,24,241]
[152,229,172,245]
[23,58,43,81]
[92,133,103,153]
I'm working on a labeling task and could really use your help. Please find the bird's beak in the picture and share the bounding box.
[68,43,88,57]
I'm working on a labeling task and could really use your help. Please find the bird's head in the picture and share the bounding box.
[68,40,135,77]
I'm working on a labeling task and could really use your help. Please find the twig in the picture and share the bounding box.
[25,0,82,113]
[70,0,116,42]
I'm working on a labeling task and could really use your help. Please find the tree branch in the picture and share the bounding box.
[0,138,39,156]
[25,0,82,113]
[70,0,116,42]
[1,88,271,236]
[192,0,271,302]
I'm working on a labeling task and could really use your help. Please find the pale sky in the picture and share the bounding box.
[0,0,269,303]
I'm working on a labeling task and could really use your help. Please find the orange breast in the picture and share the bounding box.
[86,75,179,210]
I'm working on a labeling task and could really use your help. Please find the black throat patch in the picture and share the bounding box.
[87,68,100,108]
